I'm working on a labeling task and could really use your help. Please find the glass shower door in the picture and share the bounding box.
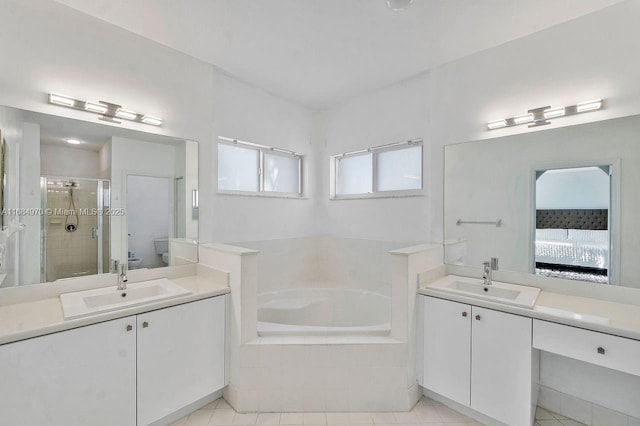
[41,177,110,282]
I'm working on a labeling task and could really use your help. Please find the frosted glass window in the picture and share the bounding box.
[376,145,422,191]
[336,153,373,195]
[264,153,300,193]
[218,144,259,191]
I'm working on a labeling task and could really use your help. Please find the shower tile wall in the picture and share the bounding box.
[45,186,98,281]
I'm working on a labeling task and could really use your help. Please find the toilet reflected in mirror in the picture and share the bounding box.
[126,175,171,270]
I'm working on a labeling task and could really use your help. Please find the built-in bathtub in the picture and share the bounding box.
[257,287,390,335]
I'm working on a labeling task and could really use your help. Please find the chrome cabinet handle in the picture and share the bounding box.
[143,321,149,328]
[597,347,605,355]
[462,311,468,317]
[126,325,133,332]
[475,315,481,321]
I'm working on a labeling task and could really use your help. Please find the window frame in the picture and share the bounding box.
[217,137,304,199]
[330,139,424,200]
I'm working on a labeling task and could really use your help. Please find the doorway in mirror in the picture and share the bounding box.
[126,175,171,270]
[534,165,611,284]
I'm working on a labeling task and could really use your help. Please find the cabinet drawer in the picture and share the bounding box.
[533,320,640,376]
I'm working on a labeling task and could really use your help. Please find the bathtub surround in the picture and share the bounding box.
[199,239,442,412]
[237,236,421,296]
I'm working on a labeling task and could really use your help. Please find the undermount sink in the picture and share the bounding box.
[429,277,540,309]
[60,278,191,320]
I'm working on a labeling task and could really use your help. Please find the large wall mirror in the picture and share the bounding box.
[444,114,640,288]
[0,105,198,288]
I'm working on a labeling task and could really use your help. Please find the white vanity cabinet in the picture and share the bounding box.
[423,296,534,426]
[137,296,226,425]
[0,295,226,426]
[423,296,471,405]
[0,316,137,426]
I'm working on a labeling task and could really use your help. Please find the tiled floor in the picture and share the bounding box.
[171,397,482,426]
[171,398,585,426]
[534,407,586,426]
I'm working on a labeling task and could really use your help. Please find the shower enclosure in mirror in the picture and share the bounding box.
[0,105,199,288]
[40,177,110,281]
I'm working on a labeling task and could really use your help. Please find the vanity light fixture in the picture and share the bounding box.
[141,115,163,126]
[543,107,566,119]
[115,109,137,120]
[513,113,534,125]
[85,102,108,114]
[487,119,507,130]
[48,92,163,127]
[49,93,76,107]
[577,99,603,112]
[66,139,81,145]
[487,99,604,130]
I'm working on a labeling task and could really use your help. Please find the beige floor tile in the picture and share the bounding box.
[536,408,557,421]
[433,406,473,423]
[326,413,350,424]
[281,413,305,424]
[393,412,420,424]
[413,405,442,423]
[370,413,396,424]
[536,420,564,426]
[217,400,232,409]
[234,413,258,425]
[349,412,374,424]
[304,413,327,424]
[257,413,281,425]
[186,409,215,426]
[209,409,237,425]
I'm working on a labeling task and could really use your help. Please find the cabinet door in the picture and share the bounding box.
[137,296,225,425]
[0,317,136,426]
[471,306,532,426]
[423,296,472,406]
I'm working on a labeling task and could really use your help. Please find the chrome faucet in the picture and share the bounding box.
[117,263,128,291]
[482,257,499,286]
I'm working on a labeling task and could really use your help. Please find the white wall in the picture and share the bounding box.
[536,167,610,210]
[319,73,431,242]
[210,71,318,243]
[40,145,100,179]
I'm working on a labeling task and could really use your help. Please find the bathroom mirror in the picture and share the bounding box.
[444,113,640,288]
[0,105,198,288]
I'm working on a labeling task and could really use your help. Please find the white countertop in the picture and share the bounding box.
[0,274,230,346]
[419,275,640,341]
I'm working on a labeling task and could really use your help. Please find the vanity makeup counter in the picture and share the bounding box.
[419,274,640,341]
[0,265,230,345]
[419,273,640,425]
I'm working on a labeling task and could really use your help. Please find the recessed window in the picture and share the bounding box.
[217,137,302,197]
[331,139,423,198]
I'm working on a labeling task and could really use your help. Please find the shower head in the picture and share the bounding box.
[64,181,78,188]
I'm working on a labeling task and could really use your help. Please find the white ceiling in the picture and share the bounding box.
[55,0,623,108]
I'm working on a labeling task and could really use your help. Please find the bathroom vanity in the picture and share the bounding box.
[0,272,229,426]
[419,274,640,426]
